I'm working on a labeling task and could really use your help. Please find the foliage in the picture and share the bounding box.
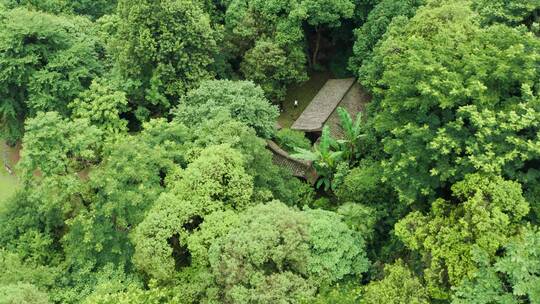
[174,80,279,138]
[452,226,540,304]
[208,201,369,303]
[1,0,118,18]
[472,0,540,26]
[62,134,179,273]
[359,1,540,204]
[395,174,530,299]
[293,126,343,191]
[275,128,312,154]
[69,80,128,135]
[336,107,363,163]
[240,39,308,101]
[186,115,313,205]
[111,0,218,120]
[350,0,423,73]
[132,144,254,281]
[309,282,362,304]
[0,282,50,304]
[361,260,429,304]
[2,0,540,302]
[18,112,102,178]
[225,0,356,100]
[293,107,366,191]
[0,8,102,143]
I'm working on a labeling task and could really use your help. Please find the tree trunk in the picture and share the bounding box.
[312,27,322,67]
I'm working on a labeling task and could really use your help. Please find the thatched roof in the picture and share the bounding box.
[325,82,371,138]
[291,78,355,132]
[266,140,318,185]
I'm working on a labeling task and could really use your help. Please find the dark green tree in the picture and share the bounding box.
[0,8,102,144]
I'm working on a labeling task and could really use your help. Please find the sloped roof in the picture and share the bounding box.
[325,82,371,138]
[266,140,318,185]
[291,78,355,132]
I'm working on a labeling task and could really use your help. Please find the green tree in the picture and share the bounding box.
[349,0,423,73]
[208,201,369,303]
[472,0,540,26]
[336,107,363,164]
[111,0,218,120]
[62,134,177,273]
[0,8,102,144]
[453,226,540,304]
[225,0,308,100]
[0,283,50,304]
[240,39,308,101]
[358,1,540,204]
[298,0,355,66]
[174,80,279,138]
[18,112,102,178]
[132,144,254,282]
[275,128,312,154]
[187,115,314,206]
[361,260,429,304]
[1,0,118,18]
[69,80,129,136]
[293,126,343,191]
[395,174,530,299]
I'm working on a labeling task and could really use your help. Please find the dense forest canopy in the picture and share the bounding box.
[0,0,539,303]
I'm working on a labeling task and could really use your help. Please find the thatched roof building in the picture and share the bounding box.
[291,78,370,138]
[291,78,355,132]
[266,78,370,185]
[266,140,318,185]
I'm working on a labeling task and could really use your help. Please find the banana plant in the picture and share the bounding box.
[336,107,364,165]
[292,126,343,191]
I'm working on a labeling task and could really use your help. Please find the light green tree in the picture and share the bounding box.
[395,174,530,299]
[111,0,218,120]
[18,112,102,178]
[208,201,369,303]
[453,226,540,304]
[69,80,129,136]
[0,283,50,304]
[358,1,540,204]
[1,0,118,18]
[349,0,423,73]
[472,0,540,26]
[174,80,279,138]
[361,260,429,304]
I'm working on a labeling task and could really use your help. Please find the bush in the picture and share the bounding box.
[275,128,311,153]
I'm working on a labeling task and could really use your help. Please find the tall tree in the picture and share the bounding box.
[358,1,540,204]
[174,80,279,138]
[18,112,102,178]
[111,0,218,121]
[207,201,369,303]
[361,260,429,304]
[395,174,530,299]
[2,0,118,19]
[0,8,102,144]
[453,226,540,304]
[349,0,423,73]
